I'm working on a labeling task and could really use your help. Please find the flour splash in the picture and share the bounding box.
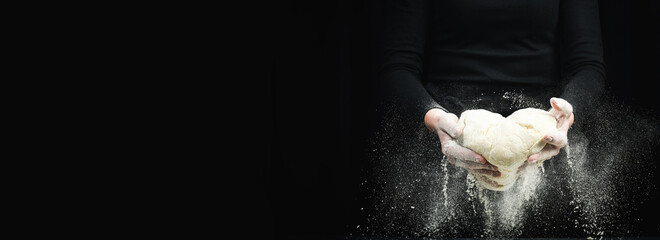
[359,95,659,238]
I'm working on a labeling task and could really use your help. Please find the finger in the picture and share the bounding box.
[437,129,453,143]
[437,113,461,138]
[560,113,574,131]
[543,130,568,148]
[438,130,486,164]
[442,140,486,163]
[472,168,501,177]
[450,158,498,171]
[447,156,456,165]
[550,97,573,117]
[477,175,502,188]
[553,111,574,132]
[528,144,560,163]
[517,161,528,174]
[438,130,482,163]
[451,158,499,174]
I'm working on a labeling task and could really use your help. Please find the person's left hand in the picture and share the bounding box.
[527,97,574,164]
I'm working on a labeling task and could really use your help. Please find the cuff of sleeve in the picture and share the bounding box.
[428,105,449,114]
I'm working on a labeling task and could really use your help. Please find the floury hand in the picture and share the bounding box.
[424,108,501,181]
[527,97,574,163]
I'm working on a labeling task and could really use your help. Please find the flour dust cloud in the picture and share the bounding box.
[357,93,660,238]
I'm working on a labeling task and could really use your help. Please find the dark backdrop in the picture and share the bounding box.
[265,0,660,239]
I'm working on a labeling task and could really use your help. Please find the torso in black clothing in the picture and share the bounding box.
[377,0,605,117]
[425,0,559,85]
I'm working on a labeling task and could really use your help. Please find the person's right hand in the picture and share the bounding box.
[424,108,500,178]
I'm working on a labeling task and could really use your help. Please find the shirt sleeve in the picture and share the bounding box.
[558,0,607,116]
[374,0,446,121]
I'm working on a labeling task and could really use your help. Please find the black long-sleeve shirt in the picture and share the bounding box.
[375,0,606,119]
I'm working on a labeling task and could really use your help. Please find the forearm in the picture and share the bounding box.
[560,67,606,117]
[380,68,446,122]
[559,0,606,117]
[374,0,441,122]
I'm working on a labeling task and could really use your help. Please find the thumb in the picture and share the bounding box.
[437,113,462,138]
[550,97,573,118]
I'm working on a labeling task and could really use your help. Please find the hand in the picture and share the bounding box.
[424,108,500,178]
[527,97,575,163]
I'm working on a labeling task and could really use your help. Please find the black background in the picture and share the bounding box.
[261,0,660,239]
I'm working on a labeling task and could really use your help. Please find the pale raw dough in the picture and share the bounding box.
[457,108,557,191]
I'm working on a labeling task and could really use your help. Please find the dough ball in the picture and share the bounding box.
[457,108,557,191]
